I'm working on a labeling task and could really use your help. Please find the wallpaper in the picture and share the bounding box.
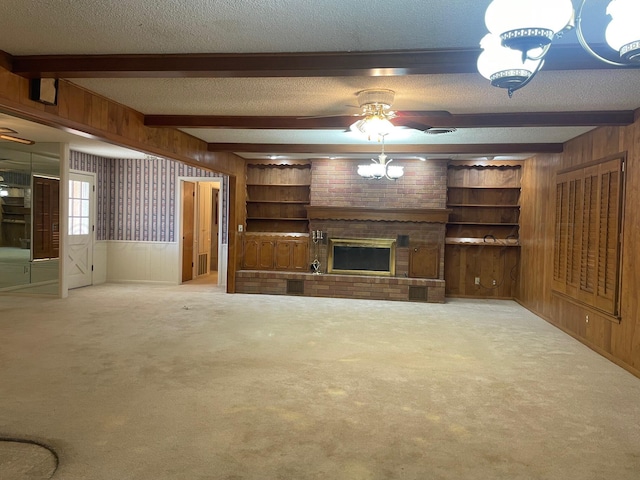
[70,152,228,243]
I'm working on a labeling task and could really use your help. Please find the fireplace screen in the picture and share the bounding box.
[328,238,396,276]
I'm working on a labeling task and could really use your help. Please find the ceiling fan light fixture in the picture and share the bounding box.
[350,115,395,140]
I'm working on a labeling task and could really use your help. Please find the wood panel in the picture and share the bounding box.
[445,245,519,299]
[241,234,309,272]
[409,244,439,279]
[518,114,640,377]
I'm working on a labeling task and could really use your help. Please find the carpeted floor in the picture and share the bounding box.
[1,283,639,480]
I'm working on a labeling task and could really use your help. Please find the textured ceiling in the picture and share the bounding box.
[0,0,639,161]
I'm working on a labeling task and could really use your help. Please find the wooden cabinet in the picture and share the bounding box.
[242,234,309,272]
[409,243,440,279]
[445,162,522,298]
[246,161,311,233]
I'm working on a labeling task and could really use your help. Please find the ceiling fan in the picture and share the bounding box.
[305,89,457,139]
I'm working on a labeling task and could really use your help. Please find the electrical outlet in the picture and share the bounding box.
[492,279,497,286]
[238,224,243,232]
[586,315,589,323]
[474,277,480,285]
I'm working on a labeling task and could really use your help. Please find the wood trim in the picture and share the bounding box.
[0,50,12,72]
[245,158,311,166]
[145,111,636,129]
[515,299,640,380]
[10,44,615,79]
[306,206,450,223]
[448,159,525,167]
[557,151,627,175]
[210,143,564,155]
[0,65,244,176]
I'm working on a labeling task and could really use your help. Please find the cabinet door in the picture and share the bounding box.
[409,244,439,279]
[274,240,293,270]
[258,240,275,269]
[242,238,260,269]
[291,241,309,271]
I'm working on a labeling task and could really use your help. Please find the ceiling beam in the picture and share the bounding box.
[145,111,635,130]
[207,143,564,155]
[10,45,626,79]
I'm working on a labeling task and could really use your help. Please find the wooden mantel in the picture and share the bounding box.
[306,206,450,223]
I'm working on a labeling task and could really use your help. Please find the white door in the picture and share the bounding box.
[67,172,94,289]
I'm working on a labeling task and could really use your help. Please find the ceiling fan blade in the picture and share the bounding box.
[394,119,433,131]
[297,112,362,120]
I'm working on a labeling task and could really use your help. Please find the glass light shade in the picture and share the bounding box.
[358,164,373,178]
[606,0,640,58]
[0,189,9,197]
[351,115,395,138]
[386,165,404,180]
[477,34,541,82]
[369,162,386,179]
[485,0,574,37]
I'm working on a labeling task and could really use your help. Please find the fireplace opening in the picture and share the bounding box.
[328,238,396,276]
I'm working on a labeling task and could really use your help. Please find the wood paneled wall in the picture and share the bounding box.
[0,65,247,292]
[518,115,640,377]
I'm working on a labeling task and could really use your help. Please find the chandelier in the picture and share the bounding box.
[478,0,640,96]
[350,89,397,140]
[357,135,403,180]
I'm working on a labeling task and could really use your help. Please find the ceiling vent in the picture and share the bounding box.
[425,127,457,135]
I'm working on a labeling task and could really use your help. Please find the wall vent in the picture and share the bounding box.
[286,279,305,295]
[408,286,428,301]
[197,253,208,276]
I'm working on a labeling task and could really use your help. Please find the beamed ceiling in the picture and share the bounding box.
[0,0,639,161]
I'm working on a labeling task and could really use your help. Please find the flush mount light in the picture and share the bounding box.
[0,134,35,145]
[479,0,640,96]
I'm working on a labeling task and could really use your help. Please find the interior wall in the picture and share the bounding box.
[518,118,640,376]
[70,151,228,285]
[310,158,447,209]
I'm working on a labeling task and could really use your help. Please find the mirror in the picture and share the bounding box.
[0,143,60,295]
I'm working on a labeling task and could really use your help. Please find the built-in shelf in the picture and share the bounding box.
[247,217,308,221]
[445,162,523,299]
[447,185,521,189]
[247,200,309,204]
[447,204,520,208]
[246,163,311,234]
[448,222,519,226]
[246,183,310,187]
[445,237,520,247]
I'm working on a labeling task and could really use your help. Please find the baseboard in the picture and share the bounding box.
[514,298,640,380]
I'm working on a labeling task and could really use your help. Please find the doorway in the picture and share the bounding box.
[180,179,224,285]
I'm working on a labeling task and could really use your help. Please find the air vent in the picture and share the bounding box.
[408,286,428,301]
[286,279,305,295]
[425,127,457,135]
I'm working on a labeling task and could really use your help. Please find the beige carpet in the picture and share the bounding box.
[1,283,639,480]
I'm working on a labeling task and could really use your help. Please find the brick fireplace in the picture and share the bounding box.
[235,157,450,302]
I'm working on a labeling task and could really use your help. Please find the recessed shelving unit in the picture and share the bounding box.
[245,162,311,234]
[444,162,522,299]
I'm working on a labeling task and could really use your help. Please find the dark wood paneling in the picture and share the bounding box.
[518,115,640,377]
